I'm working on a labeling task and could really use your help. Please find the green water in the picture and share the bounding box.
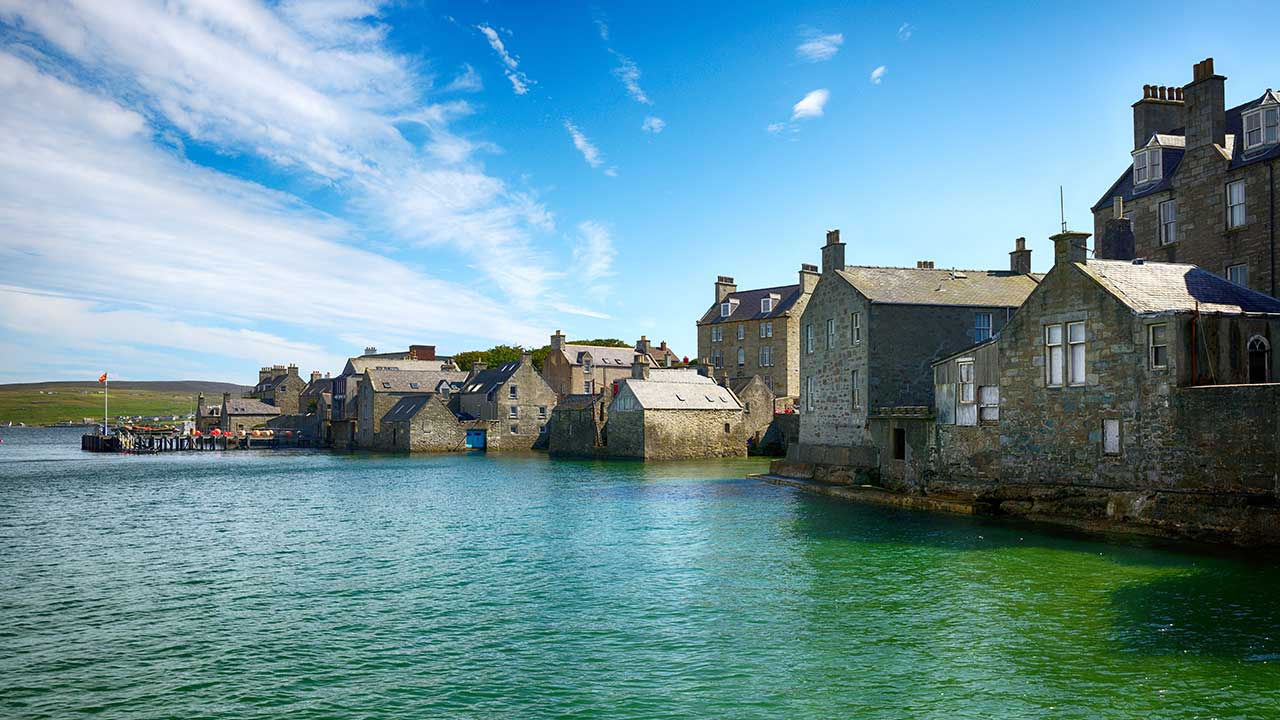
[1,428,1278,719]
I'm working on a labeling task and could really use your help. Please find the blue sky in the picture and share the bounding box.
[1,0,1279,383]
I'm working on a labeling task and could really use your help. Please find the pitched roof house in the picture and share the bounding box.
[542,333,664,398]
[606,359,746,460]
[456,353,557,449]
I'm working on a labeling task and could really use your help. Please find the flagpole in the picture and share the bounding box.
[104,377,109,435]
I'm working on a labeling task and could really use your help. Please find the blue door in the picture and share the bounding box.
[465,429,487,449]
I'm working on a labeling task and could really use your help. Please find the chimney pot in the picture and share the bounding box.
[1051,231,1090,267]
[1009,237,1033,274]
[820,228,846,273]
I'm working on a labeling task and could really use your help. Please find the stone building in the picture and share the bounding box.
[695,262,820,398]
[195,393,222,433]
[250,364,308,414]
[796,228,1041,464]
[542,333,664,398]
[217,392,280,433]
[727,374,778,452]
[331,345,457,449]
[1092,58,1280,298]
[379,394,481,453]
[354,368,467,449]
[545,393,610,458]
[606,358,746,460]
[456,353,557,450]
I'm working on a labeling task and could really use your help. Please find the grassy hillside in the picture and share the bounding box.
[0,382,250,426]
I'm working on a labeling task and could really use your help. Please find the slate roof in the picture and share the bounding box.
[698,283,802,325]
[344,357,454,376]
[252,373,295,394]
[225,398,281,416]
[558,344,654,368]
[555,393,603,411]
[835,266,1042,308]
[364,368,468,393]
[1079,259,1280,315]
[460,361,522,395]
[727,375,773,396]
[620,371,743,411]
[382,394,436,422]
[1093,89,1280,212]
[300,378,334,398]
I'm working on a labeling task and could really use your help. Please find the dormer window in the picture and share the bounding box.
[761,297,773,313]
[1133,148,1162,186]
[1244,102,1279,151]
[720,298,739,318]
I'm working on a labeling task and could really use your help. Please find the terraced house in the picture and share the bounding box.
[542,333,668,398]
[695,260,819,399]
[1093,58,1280,298]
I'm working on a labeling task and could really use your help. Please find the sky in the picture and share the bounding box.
[1,0,1279,383]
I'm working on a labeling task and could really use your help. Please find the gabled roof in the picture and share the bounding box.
[343,357,454,376]
[619,372,742,411]
[300,378,334,398]
[253,373,297,394]
[835,266,1041,308]
[698,283,802,324]
[727,374,775,396]
[383,394,439,422]
[558,344,653,368]
[460,360,523,395]
[1142,133,1186,149]
[1078,259,1280,315]
[225,398,281,416]
[363,368,468,393]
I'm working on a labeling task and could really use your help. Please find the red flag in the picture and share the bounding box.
[98,372,108,383]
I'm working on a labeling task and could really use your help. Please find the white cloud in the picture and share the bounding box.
[898,22,913,41]
[571,220,616,300]
[477,23,531,94]
[796,32,843,63]
[870,65,887,85]
[594,18,609,41]
[791,89,830,120]
[443,63,482,93]
[563,120,604,169]
[641,116,666,133]
[609,49,650,105]
[766,122,789,134]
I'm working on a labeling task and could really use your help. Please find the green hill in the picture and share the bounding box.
[0,381,250,427]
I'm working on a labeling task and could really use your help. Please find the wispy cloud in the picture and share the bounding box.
[796,31,843,63]
[571,220,616,300]
[641,116,666,134]
[594,18,609,41]
[609,49,650,105]
[563,120,615,177]
[791,88,830,120]
[898,22,913,41]
[870,65,887,85]
[477,24,532,95]
[443,63,482,93]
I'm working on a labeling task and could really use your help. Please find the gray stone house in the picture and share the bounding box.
[379,394,481,453]
[250,364,308,414]
[456,353,557,450]
[727,374,777,452]
[545,393,610,458]
[796,228,1041,466]
[217,393,280,434]
[542,333,663,398]
[331,345,458,449]
[355,368,467,449]
[607,358,746,460]
[1092,58,1280,298]
[696,263,819,398]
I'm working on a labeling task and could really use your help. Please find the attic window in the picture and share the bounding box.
[409,382,420,389]
[761,297,773,313]
[1132,148,1162,186]
[382,382,391,389]
[720,299,739,317]
[1244,103,1278,150]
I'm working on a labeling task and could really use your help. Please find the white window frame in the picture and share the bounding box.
[1067,321,1087,386]
[1244,106,1279,150]
[974,313,993,342]
[851,369,860,409]
[1148,323,1168,370]
[720,302,732,318]
[711,326,722,343]
[826,318,835,349]
[1132,148,1162,186]
[805,324,814,354]
[759,345,773,367]
[760,321,773,338]
[1227,180,1246,229]
[851,312,861,344]
[978,386,999,424]
[508,384,518,400]
[1045,324,1065,387]
[584,381,593,394]
[508,405,519,419]
[1159,199,1177,245]
[737,347,745,366]
[737,325,745,341]
[957,360,975,404]
[761,297,773,313]
[1227,263,1249,288]
[805,376,815,412]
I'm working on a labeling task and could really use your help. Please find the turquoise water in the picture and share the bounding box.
[1,427,1278,719]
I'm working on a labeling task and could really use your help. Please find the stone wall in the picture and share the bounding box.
[546,399,609,458]
[698,315,798,397]
[639,408,746,460]
[380,396,475,453]
[798,274,871,448]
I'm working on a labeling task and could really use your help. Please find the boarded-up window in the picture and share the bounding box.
[1103,419,1120,455]
[978,386,999,423]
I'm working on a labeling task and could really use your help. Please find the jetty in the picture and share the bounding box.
[81,427,307,454]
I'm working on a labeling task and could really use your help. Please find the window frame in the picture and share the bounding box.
[720,302,732,318]
[826,318,835,349]
[1148,323,1169,370]
[508,384,518,400]
[1067,321,1087,386]
[1132,148,1162,186]
[957,360,975,404]
[1227,263,1249,288]
[737,325,745,341]
[508,405,519,419]
[760,321,773,338]
[1045,324,1065,387]
[1244,106,1279,151]
[1103,418,1121,456]
[974,312,993,342]
[805,324,814,354]
[851,312,861,344]
[851,368,861,409]
[1226,179,1246,229]
[737,347,745,366]
[1159,198,1177,245]
[761,297,773,313]
[804,376,815,412]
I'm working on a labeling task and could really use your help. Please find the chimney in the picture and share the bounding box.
[1132,82,1186,150]
[258,367,272,383]
[310,371,322,383]
[550,330,565,350]
[715,276,737,304]
[222,392,231,406]
[1009,237,1032,274]
[409,344,436,361]
[821,229,845,273]
[915,260,936,269]
[469,361,487,379]
[363,346,377,356]
[1184,58,1226,151]
[520,351,532,367]
[1099,218,1136,261]
[631,353,651,380]
[635,335,651,356]
[799,263,820,294]
[1052,231,1090,267]
[286,364,299,378]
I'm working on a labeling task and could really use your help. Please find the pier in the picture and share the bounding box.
[81,428,307,454]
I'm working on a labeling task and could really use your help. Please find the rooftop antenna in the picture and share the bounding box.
[1059,186,1067,233]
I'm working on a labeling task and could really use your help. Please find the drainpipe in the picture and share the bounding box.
[1270,159,1276,297]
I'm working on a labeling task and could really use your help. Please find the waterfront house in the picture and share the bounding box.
[695,263,819,398]
[607,356,746,460]
[331,345,458,449]
[1092,58,1280,298]
[249,364,308,414]
[545,393,610,458]
[355,367,467,449]
[542,333,663,398]
[379,394,482,452]
[456,353,557,450]
[727,374,778,451]
[217,392,280,434]
[795,228,1041,468]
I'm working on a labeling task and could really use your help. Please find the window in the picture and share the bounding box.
[1149,324,1168,369]
[1132,148,1161,185]
[958,360,975,403]
[538,406,547,419]
[1249,336,1271,384]
[510,424,520,434]
[892,428,906,460]
[805,376,815,411]
[584,381,593,394]
[508,384,518,400]
[509,405,519,418]
[713,351,723,368]
[711,327,722,342]
[1244,106,1279,150]
[737,325,745,341]
[1068,322,1086,385]
[978,386,999,423]
[409,382,420,389]
[1227,180,1246,228]
[583,359,593,374]
[851,312,861,344]
[759,346,773,367]
[1227,264,1249,288]
[1045,325,1065,386]
[720,302,732,317]
[826,318,835,349]
[737,348,745,366]
[974,313,993,342]
[760,321,773,338]
[851,369,860,408]
[1159,199,1177,245]
[1103,419,1121,455]
[761,297,773,313]
[805,324,814,354]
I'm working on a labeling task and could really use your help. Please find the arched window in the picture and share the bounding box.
[1248,335,1271,384]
